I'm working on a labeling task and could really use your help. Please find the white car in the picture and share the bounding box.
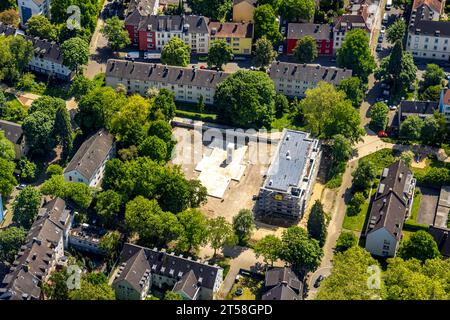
[278,45,284,54]
[281,26,286,34]
[380,26,386,34]
[389,105,398,110]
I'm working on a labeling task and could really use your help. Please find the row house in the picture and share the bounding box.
[268,61,353,98]
[112,243,223,300]
[18,0,51,26]
[287,23,333,56]
[0,198,74,300]
[332,14,371,52]
[125,0,160,44]
[136,15,210,53]
[208,21,254,55]
[406,0,450,61]
[439,88,450,121]
[105,59,230,105]
[0,23,74,80]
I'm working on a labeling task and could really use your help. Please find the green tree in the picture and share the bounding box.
[17,158,37,182]
[384,257,450,300]
[12,186,41,229]
[419,84,441,101]
[207,216,237,257]
[61,37,89,72]
[338,77,364,108]
[274,93,289,117]
[125,196,181,246]
[41,175,67,198]
[254,5,283,44]
[187,179,208,208]
[254,235,282,266]
[50,0,73,24]
[69,75,95,101]
[294,36,318,63]
[46,164,63,177]
[42,269,69,300]
[0,130,16,161]
[0,157,17,197]
[375,40,417,96]
[337,29,376,83]
[186,0,232,21]
[400,150,414,168]
[25,15,58,41]
[151,88,176,121]
[316,246,383,300]
[346,191,366,216]
[400,115,424,140]
[281,226,323,273]
[64,182,93,210]
[386,18,406,44]
[0,226,27,263]
[253,36,277,68]
[161,37,190,67]
[111,95,150,147]
[99,230,121,261]
[215,70,276,128]
[95,190,122,228]
[335,231,357,253]
[0,0,17,11]
[300,82,363,142]
[232,209,255,245]
[208,40,234,70]
[279,0,315,22]
[16,72,35,91]
[176,208,209,253]
[69,274,116,300]
[398,231,441,262]
[421,116,441,146]
[53,104,73,160]
[197,94,205,113]
[101,16,131,51]
[164,291,183,300]
[29,95,65,117]
[9,36,34,75]
[422,64,444,88]
[138,136,168,163]
[352,160,377,190]
[307,201,329,247]
[369,102,389,132]
[330,134,353,163]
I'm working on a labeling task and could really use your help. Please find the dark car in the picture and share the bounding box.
[376,43,382,52]
[314,275,325,288]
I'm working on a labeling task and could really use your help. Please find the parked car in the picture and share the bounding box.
[125,51,139,60]
[200,65,206,69]
[376,97,385,102]
[281,26,286,34]
[378,35,383,43]
[381,26,386,33]
[278,45,284,53]
[17,183,26,190]
[389,105,398,110]
[382,90,390,97]
[378,131,388,138]
[314,275,325,288]
[144,52,161,60]
[376,43,382,52]
[380,82,389,89]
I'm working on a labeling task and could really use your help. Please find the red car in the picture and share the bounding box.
[378,131,388,137]
[200,65,206,69]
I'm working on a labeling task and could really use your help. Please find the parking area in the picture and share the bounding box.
[416,186,440,225]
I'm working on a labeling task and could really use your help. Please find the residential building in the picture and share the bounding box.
[112,243,223,300]
[364,161,416,257]
[136,15,210,53]
[17,0,51,26]
[105,59,230,105]
[63,129,116,187]
[406,0,449,61]
[0,120,28,159]
[439,88,450,120]
[262,267,302,300]
[428,226,450,258]
[286,23,333,56]
[268,61,353,98]
[68,224,107,256]
[332,15,371,52]
[125,0,160,45]
[208,21,254,55]
[0,23,74,80]
[256,129,321,220]
[397,100,439,130]
[232,0,257,22]
[435,185,450,228]
[0,198,73,300]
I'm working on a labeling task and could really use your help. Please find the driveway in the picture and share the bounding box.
[416,187,439,225]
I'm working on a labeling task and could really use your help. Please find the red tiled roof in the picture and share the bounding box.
[412,0,445,13]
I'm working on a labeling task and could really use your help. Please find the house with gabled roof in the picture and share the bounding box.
[262,267,302,300]
[364,160,416,257]
[64,129,115,187]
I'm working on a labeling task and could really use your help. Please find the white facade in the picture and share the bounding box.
[106,77,217,105]
[406,32,450,61]
[18,0,51,26]
[365,228,399,257]
[155,30,209,53]
[28,55,73,80]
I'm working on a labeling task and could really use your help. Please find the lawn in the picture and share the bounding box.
[406,191,422,224]
[343,187,376,232]
[4,93,23,110]
[359,148,397,174]
[226,276,264,300]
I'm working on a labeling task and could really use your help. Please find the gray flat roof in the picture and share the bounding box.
[264,130,315,192]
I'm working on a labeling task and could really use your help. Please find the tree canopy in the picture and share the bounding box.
[61,37,89,71]
[294,36,318,63]
[26,15,58,41]
[253,37,277,68]
[369,102,389,132]
[338,77,364,108]
[12,186,42,229]
[307,201,329,247]
[254,5,283,44]
[208,40,234,70]
[279,0,315,22]
[101,16,131,51]
[398,231,441,262]
[0,226,27,263]
[161,37,190,67]
[386,18,406,44]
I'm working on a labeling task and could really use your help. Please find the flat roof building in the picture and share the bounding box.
[256,129,321,220]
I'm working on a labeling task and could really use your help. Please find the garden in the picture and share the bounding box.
[226,274,264,300]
